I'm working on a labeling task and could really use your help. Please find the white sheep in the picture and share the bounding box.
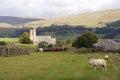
[88,57,107,71]
[38,48,43,52]
[105,55,109,60]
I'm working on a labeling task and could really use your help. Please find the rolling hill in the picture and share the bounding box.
[0,23,13,28]
[0,9,120,28]
[25,9,120,28]
[0,16,44,28]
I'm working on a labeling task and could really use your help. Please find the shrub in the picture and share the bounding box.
[73,47,93,54]
[38,41,49,48]
[0,41,7,46]
[66,39,73,48]
[47,44,53,48]
[55,41,64,47]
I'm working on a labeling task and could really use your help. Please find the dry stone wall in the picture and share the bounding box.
[0,46,29,57]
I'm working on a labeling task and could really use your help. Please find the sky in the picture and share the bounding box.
[0,0,120,18]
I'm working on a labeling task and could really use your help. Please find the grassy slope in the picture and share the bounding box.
[1,9,120,28]
[25,9,120,28]
[0,38,19,42]
[0,52,119,80]
[0,16,43,28]
[0,23,15,28]
[0,38,37,49]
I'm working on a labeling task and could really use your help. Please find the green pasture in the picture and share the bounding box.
[0,38,37,49]
[0,38,19,42]
[7,42,37,49]
[0,52,119,80]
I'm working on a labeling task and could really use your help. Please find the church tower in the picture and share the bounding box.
[30,28,36,45]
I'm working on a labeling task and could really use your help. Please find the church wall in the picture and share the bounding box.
[30,28,56,45]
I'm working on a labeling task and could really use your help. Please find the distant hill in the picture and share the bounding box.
[1,9,120,28]
[0,23,13,28]
[0,16,44,28]
[25,9,120,28]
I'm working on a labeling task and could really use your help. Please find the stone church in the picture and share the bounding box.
[30,28,56,45]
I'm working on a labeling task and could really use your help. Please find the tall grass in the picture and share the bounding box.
[0,52,119,80]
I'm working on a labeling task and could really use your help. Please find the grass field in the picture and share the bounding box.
[0,38,19,42]
[0,52,119,80]
[0,38,37,49]
[7,42,37,49]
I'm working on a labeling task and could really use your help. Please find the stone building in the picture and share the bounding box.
[30,28,56,45]
[94,39,120,50]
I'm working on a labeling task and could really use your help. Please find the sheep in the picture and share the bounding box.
[37,48,43,52]
[105,55,109,60]
[88,57,107,71]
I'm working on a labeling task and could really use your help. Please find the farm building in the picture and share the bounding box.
[30,28,56,45]
[94,39,120,50]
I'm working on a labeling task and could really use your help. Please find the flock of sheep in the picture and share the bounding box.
[38,48,109,71]
[88,55,109,71]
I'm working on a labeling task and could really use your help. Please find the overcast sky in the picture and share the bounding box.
[0,0,120,18]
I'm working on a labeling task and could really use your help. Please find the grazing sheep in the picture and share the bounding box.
[105,55,109,60]
[38,48,43,52]
[88,57,107,71]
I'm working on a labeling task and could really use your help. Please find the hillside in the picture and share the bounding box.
[0,16,44,28]
[0,9,120,28]
[25,9,120,28]
[0,23,14,28]
[0,16,44,25]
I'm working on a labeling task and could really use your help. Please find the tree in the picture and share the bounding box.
[19,32,33,44]
[72,32,98,48]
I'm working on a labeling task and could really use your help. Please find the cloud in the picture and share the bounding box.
[0,0,120,18]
